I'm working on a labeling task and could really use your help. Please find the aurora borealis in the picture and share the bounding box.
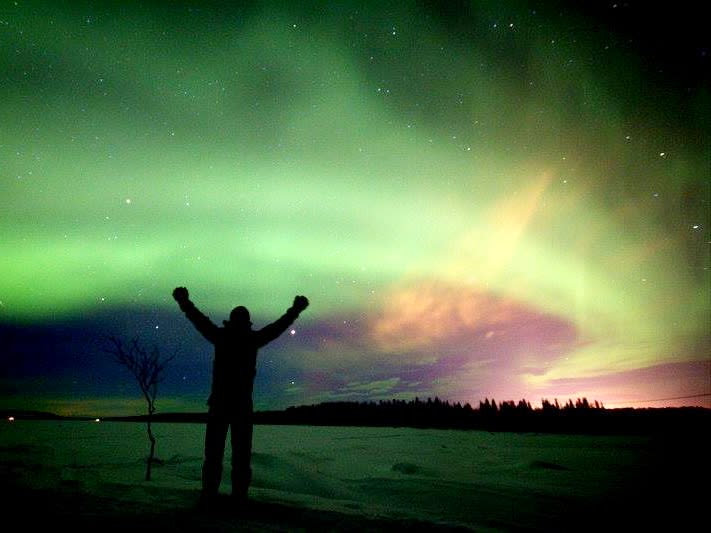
[1,1,709,416]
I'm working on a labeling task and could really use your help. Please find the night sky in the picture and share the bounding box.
[1,1,709,417]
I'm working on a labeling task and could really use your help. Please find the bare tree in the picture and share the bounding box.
[104,336,176,481]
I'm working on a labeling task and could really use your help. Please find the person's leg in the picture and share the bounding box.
[202,411,229,497]
[230,414,254,502]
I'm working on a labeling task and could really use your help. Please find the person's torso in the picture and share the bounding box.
[209,328,259,407]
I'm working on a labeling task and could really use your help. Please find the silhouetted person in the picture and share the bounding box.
[172,286,309,505]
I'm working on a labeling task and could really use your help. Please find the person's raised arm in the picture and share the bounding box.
[256,295,309,347]
[172,287,219,343]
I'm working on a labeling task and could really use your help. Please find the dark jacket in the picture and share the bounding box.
[177,299,301,413]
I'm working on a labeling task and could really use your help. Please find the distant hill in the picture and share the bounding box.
[1,409,66,420]
[102,412,208,424]
[1,409,206,423]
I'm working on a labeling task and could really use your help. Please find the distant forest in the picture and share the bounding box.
[5,397,709,435]
[253,397,710,435]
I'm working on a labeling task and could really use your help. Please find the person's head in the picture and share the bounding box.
[224,305,252,329]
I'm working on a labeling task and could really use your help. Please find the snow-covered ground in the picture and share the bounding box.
[1,420,706,531]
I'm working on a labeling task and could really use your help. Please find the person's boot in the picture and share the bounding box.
[200,460,222,509]
[232,486,248,507]
[196,490,219,511]
[231,467,251,510]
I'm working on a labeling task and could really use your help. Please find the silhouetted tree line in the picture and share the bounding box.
[254,397,710,435]
[8,399,708,436]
